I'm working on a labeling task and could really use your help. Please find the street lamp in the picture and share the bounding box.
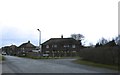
[37,29,41,52]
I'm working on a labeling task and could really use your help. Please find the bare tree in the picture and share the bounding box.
[115,35,120,46]
[99,37,108,45]
[71,34,84,41]
[71,34,77,40]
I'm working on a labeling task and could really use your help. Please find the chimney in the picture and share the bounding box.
[61,35,63,38]
[28,41,30,43]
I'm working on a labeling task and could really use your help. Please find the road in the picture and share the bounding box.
[2,56,118,73]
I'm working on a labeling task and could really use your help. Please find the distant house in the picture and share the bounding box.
[104,40,117,47]
[2,46,10,55]
[41,36,83,57]
[10,45,18,55]
[2,45,17,55]
[18,41,36,56]
[95,40,117,47]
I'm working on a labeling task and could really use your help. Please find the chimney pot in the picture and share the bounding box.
[28,41,30,43]
[61,35,63,38]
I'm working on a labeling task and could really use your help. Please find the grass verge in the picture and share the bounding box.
[0,55,5,61]
[18,55,80,59]
[18,56,64,59]
[73,59,119,71]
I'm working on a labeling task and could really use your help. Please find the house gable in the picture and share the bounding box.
[18,41,36,48]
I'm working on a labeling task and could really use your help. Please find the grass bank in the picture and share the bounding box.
[74,59,118,71]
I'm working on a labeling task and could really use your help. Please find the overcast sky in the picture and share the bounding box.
[0,0,119,47]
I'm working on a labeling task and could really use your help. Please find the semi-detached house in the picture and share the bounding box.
[41,36,83,57]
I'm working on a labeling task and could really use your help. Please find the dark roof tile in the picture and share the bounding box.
[42,38,80,45]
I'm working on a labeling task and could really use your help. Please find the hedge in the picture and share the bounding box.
[79,46,119,65]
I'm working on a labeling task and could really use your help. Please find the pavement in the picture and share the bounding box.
[1,56,119,74]
[0,54,2,75]
[0,63,2,75]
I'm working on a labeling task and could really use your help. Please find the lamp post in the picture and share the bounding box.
[37,29,41,52]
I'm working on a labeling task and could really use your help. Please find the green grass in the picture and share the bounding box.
[0,55,5,61]
[18,55,81,59]
[0,55,2,61]
[18,55,64,59]
[74,59,119,71]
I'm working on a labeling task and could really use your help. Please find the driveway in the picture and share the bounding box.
[2,56,118,73]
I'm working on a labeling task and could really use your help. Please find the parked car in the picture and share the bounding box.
[2,52,7,55]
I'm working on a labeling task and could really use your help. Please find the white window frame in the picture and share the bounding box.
[64,45,69,48]
[72,45,76,48]
[52,45,57,48]
[54,45,57,48]
[46,45,49,48]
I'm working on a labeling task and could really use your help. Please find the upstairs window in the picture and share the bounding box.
[54,45,57,48]
[52,45,57,48]
[64,45,69,48]
[72,45,76,48]
[46,45,49,48]
[21,48,24,50]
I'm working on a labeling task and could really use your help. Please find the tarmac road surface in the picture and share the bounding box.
[2,56,118,73]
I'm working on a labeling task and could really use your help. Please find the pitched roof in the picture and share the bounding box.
[18,41,36,48]
[10,45,17,48]
[10,45,17,49]
[42,38,81,45]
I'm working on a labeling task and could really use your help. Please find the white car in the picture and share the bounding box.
[2,52,6,55]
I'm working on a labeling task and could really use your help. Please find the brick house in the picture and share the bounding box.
[2,46,10,55]
[41,36,83,57]
[2,45,18,55]
[10,45,18,55]
[18,41,36,56]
